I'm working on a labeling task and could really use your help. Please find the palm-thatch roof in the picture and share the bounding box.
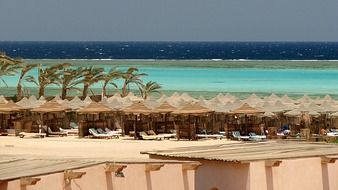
[172,102,213,115]
[230,103,264,114]
[123,101,155,115]
[31,100,68,113]
[154,101,177,113]
[0,101,23,113]
[77,102,113,114]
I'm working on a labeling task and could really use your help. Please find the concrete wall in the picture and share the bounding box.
[1,163,195,190]
[196,157,338,190]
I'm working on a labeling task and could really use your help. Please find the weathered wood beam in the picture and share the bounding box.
[20,177,41,186]
[265,160,282,167]
[321,157,337,164]
[64,170,86,185]
[145,164,164,172]
[105,163,127,173]
[182,163,202,171]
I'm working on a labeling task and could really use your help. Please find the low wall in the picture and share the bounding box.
[0,163,196,190]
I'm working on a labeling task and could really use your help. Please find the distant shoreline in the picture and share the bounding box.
[24,59,338,70]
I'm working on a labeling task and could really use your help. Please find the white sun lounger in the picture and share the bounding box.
[89,128,114,138]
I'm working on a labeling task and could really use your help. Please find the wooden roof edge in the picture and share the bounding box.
[0,160,105,182]
[143,151,338,163]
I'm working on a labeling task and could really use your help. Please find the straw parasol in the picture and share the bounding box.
[154,101,177,114]
[230,103,264,115]
[0,96,8,104]
[0,101,23,113]
[77,102,113,114]
[172,102,213,115]
[31,100,68,113]
[123,101,155,115]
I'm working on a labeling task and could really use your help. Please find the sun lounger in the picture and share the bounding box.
[197,134,224,139]
[88,128,114,138]
[147,130,175,139]
[249,132,266,141]
[19,132,46,138]
[59,128,78,135]
[105,128,122,137]
[139,131,163,140]
[42,125,67,136]
[232,131,250,141]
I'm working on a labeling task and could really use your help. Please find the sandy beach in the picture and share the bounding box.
[0,136,232,160]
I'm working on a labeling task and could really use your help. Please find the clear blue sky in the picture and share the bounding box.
[1,0,338,41]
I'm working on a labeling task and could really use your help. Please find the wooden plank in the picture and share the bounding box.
[20,177,41,186]
[145,164,164,172]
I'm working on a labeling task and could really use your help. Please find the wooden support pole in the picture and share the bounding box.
[64,170,86,185]
[105,163,127,173]
[321,157,338,164]
[182,163,202,171]
[265,160,282,167]
[20,177,41,186]
[145,164,164,172]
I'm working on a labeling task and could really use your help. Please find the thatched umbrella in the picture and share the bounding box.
[123,101,157,139]
[77,101,113,114]
[230,103,264,115]
[31,100,69,136]
[0,101,23,113]
[229,103,264,134]
[0,101,23,133]
[31,99,68,113]
[171,103,213,140]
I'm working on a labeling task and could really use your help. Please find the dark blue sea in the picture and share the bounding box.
[0,41,338,60]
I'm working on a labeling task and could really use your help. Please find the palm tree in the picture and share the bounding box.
[60,67,84,99]
[0,53,22,87]
[16,64,38,99]
[121,67,147,97]
[81,66,104,98]
[102,67,123,97]
[139,81,162,99]
[29,63,70,98]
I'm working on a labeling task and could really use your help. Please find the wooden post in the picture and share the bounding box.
[265,160,282,167]
[321,157,337,164]
[182,163,202,171]
[20,177,41,186]
[64,170,86,185]
[145,164,164,172]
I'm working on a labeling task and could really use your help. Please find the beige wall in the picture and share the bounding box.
[1,163,196,190]
[196,157,338,190]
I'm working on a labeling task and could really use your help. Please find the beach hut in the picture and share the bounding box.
[229,103,264,135]
[123,101,157,139]
[152,101,178,133]
[172,103,213,140]
[0,101,23,135]
[76,102,114,137]
[31,100,69,135]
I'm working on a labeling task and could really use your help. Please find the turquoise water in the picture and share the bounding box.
[2,59,338,97]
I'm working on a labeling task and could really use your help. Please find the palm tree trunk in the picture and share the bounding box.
[16,82,23,100]
[103,83,107,97]
[38,86,45,98]
[61,87,67,99]
[122,82,128,97]
[83,84,89,98]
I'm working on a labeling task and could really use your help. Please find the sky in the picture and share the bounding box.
[0,0,338,41]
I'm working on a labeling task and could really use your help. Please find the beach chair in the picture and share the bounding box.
[88,128,114,138]
[42,125,67,136]
[139,131,163,140]
[249,132,266,141]
[59,128,78,135]
[19,132,46,138]
[231,131,249,141]
[147,130,176,139]
[105,128,122,138]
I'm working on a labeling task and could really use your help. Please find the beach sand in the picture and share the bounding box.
[0,136,233,160]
